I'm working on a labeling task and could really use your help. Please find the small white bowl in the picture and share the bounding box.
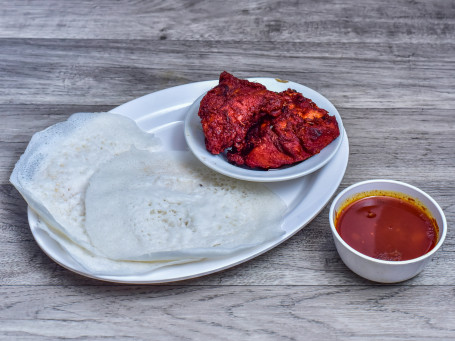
[184,78,344,182]
[329,179,447,283]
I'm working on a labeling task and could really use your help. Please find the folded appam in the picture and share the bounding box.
[33,216,199,276]
[10,112,161,252]
[85,148,286,261]
[11,112,287,276]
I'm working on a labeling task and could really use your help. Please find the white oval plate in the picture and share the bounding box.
[28,79,349,284]
[184,78,344,182]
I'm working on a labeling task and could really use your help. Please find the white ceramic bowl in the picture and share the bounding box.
[329,179,447,283]
[184,77,344,182]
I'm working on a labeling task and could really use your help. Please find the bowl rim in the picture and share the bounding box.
[329,179,447,265]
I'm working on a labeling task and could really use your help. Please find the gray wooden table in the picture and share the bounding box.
[1,1,454,339]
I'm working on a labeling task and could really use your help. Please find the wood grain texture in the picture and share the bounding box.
[0,0,454,43]
[0,285,454,340]
[0,39,454,108]
[1,0,454,339]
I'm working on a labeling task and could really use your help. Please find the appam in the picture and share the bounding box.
[85,148,286,261]
[11,112,286,275]
[10,112,161,252]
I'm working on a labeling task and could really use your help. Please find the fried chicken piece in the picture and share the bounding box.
[226,117,300,169]
[199,72,340,169]
[228,108,339,169]
[228,89,340,169]
[198,71,283,154]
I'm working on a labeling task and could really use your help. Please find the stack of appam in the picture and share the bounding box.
[10,112,286,276]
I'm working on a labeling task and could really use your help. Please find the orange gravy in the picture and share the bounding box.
[335,191,439,261]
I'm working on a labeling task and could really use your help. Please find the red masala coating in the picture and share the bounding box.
[198,71,283,155]
[198,72,340,169]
